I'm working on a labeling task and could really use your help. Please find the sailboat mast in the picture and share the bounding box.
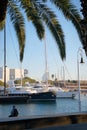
[44,33,48,87]
[4,25,6,95]
[63,66,65,86]
[20,62,23,87]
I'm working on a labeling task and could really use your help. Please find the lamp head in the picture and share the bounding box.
[80,57,84,64]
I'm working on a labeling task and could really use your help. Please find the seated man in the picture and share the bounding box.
[9,105,19,117]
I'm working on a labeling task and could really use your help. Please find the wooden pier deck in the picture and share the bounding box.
[0,112,87,130]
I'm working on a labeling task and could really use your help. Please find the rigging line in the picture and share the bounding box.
[48,43,72,80]
[47,40,72,80]
[46,43,62,81]
[7,18,20,67]
[63,62,72,80]
[0,50,4,65]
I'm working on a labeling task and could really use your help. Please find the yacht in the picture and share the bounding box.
[0,84,56,103]
[48,86,78,99]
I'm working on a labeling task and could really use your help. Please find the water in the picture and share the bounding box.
[0,94,87,118]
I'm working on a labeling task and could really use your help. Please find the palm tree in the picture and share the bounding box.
[80,0,87,55]
[51,74,54,80]
[0,0,83,62]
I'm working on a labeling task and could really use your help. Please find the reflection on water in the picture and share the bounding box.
[0,95,87,118]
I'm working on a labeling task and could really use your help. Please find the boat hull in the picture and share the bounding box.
[56,91,77,98]
[0,92,56,104]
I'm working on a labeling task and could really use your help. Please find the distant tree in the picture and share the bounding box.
[23,77,37,83]
[14,77,37,86]
[51,74,54,80]
[0,80,4,86]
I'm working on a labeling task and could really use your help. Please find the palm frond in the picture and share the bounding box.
[0,0,84,62]
[20,0,45,39]
[8,0,25,62]
[32,2,66,60]
[0,0,8,30]
[0,20,5,30]
[43,6,66,60]
[51,0,83,43]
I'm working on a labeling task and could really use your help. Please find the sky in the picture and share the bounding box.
[0,0,87,81]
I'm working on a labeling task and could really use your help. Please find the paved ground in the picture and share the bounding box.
[29,123,87,130]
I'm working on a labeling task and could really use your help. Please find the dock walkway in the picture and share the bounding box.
[0,112,87,130]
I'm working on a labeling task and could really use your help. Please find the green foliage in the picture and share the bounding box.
[14,77,37,86]
[24,77,37,83]
[48,80,53,85]
[0,80,4,86]
[8,1,25,62]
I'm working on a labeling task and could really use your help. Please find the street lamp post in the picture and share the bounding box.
[77,48,84,112]
[4,24,6,95]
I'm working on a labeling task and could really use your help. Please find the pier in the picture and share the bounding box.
[0,112,87,130]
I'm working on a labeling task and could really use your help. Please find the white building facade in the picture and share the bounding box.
[0,67,28,83]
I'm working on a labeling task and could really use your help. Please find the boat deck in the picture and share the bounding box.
[0,91,56,103]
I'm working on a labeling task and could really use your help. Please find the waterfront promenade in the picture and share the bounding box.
[0,112,87,130]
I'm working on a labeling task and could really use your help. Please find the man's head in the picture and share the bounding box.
[13,105,15,109]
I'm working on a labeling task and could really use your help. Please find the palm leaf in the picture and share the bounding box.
[41,4,66,60]
[51,0,83,42]
[8,0,25,62]
[0,0,84,62]
[20,0,45,39]
[0,0,8,30]
[31,2,66,59]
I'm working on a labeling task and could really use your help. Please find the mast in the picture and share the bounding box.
[63,66,65,86]
[61,66,65,86]
[44,32,48,87]
[20,62,23,87]
[4,24,6,95]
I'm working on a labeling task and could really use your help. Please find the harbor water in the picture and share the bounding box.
[0,94,87,118]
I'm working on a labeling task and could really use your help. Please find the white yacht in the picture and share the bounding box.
[0,84,56,104]
[6,85,37,94]
[48,86,78,98]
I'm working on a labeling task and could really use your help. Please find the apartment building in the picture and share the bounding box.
[0,67,28,83]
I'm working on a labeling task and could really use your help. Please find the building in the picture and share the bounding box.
[0,66,28,83]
